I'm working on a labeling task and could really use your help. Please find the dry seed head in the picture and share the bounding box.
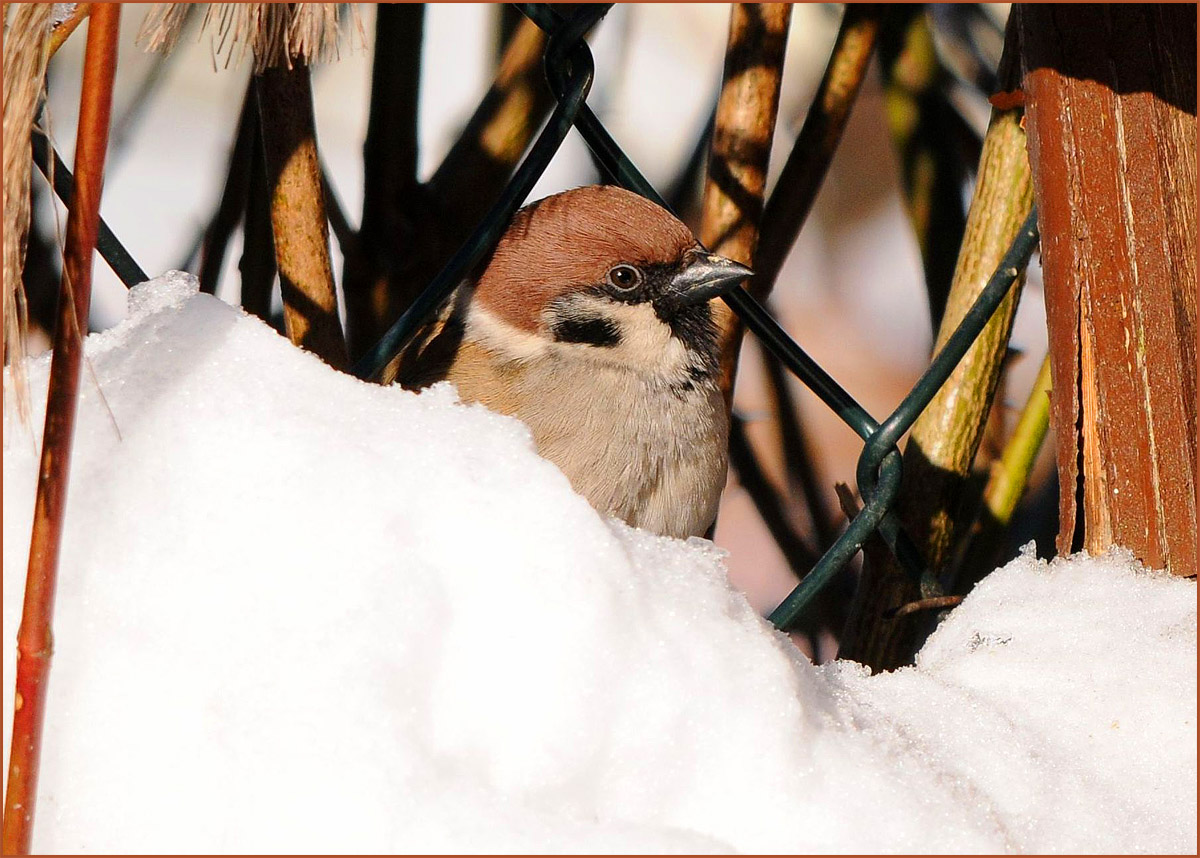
[138,3,362,73]
[3,3,54,425]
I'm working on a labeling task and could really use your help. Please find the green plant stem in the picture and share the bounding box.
[953,354,1053,590]
[983,354,1053,528]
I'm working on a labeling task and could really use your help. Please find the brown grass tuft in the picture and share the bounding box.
[138,3,362,73]
[3,3,54,425]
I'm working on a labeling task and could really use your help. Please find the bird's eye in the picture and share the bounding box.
[606,264,643,291]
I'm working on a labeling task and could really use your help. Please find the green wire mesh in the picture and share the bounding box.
[352,4,1040,630]
[37,4,1040,632]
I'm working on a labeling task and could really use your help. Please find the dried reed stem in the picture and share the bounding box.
[750,4,885,555]
[198,82,258,294]
[839,28,1033,671]
[256,63,348,368]
[699,3,792,408]
[343,3,424,359]
[756,5,885,284]
[2,6,121,852]
[952,353,1053,590]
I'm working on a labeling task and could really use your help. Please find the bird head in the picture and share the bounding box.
[463,185,752,382]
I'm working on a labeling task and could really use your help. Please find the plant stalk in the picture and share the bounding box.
[2,5,121,851]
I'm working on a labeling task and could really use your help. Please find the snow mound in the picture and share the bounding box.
[4,273,1195,853]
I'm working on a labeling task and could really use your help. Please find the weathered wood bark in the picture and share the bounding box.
[700,3,792,408]
[1019,4,1196,576]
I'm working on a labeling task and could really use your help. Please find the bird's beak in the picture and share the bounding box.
[664,251,753,309]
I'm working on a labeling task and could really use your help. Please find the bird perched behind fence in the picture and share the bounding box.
[386,184,751,538]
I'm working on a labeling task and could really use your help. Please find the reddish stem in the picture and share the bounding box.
[2,5,121,852]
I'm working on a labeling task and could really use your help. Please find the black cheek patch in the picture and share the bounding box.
[551,316,622,348]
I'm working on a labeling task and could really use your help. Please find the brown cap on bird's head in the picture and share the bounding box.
[474,185,704,333]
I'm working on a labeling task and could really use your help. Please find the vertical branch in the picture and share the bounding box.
[1019,4,1196,575]
[426,16,551,227]
[198,80,258,295]
[878,7,969,332]
[750,5,885,553]
[700,3,792,407]
[755,4,885,284]
[2,6,121,852]
[255,63,348,370]
[423,16,553,263]
[346,14,553,362]
[954,354,1054,590]
[839,17,1034,671]
[343,3,424,360]
[239,113,277,324]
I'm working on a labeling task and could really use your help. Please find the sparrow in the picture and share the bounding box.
[385,184,752,539]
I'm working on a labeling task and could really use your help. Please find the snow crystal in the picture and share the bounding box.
[4,274,1195,852]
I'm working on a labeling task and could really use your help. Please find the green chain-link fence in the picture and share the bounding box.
[35,3,1039,633]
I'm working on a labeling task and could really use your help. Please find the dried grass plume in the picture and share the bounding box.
[138,3,364,73]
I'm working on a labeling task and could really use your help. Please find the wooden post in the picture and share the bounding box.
[1019,5,1196,575]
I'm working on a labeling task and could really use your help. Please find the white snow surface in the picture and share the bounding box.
[3,273,1195,853]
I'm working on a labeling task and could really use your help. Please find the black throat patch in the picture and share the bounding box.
[551,315,622,348]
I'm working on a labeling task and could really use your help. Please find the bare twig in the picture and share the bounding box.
[759,350,838,551]
[884,595,963,620]
[320,166,354,255]
[426,16,551,224]
[728,415,819,573]
[2,7,121,851]
[756,4,885,285]
[46,3,91,57]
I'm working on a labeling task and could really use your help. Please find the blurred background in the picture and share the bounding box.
[25,4,1056,657]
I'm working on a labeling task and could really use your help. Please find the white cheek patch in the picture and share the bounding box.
[464,301,549,362]
[549,294,690,376]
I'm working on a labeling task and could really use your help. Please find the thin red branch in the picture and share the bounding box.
[2,5,121,852]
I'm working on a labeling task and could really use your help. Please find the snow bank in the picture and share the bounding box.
[4,273,1195,853]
